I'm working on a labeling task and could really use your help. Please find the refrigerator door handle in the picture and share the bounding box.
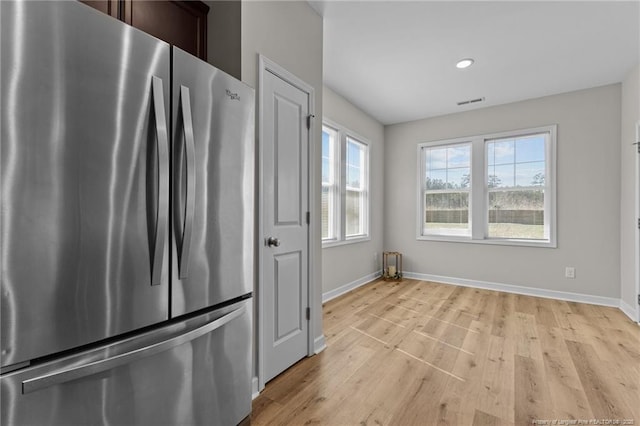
[178,85,196,279]
[21,304,246,395]
[150,76,169,286]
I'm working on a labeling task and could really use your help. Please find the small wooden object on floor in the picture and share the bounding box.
[382,251,402,281]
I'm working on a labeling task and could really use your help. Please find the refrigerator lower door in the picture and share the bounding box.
[0,299,252,426]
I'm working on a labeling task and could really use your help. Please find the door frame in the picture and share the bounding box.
[636,121,640,323]
[256,55,317,392]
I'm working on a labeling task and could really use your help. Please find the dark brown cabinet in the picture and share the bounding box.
[80,0,208,60]
[80,0,118,18]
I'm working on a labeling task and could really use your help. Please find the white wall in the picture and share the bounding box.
[620,64,640,318]
[240,0,325,371]
[384,84,622,299]
[322,86,384,299]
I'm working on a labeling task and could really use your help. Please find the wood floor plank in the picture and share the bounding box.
[472,409,507,426]
[514,355,552,426]
[536,325,593,420]
[491,291,516,337]
[475,335,515,423]
[512,312,544,360]
[533,297,560,328]
[251,279,640,425]
[565,340,635,420]
[440,326,494,426]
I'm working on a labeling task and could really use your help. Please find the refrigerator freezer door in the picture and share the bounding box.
[171,48,255,316]
[0,1,170,368]
[0,299,252,426]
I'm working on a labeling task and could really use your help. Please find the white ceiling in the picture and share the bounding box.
[310,1,640,125]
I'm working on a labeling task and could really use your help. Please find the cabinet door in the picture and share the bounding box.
[124,1,209,60]
[79,0,119,18]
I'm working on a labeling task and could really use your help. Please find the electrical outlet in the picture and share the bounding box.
[565,267,576,279]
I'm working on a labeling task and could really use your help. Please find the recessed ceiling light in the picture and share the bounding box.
[456,58,474,69]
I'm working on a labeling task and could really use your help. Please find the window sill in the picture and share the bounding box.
[322,236,371,248]
[417,234,556,248]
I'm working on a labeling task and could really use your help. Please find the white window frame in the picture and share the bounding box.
[321,124,340,243]
[322,119,370,247]
[416,125,557,248]
[421,141,472,237]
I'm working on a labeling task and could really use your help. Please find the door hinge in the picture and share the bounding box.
[306,211,310,225]
[637,294,640,306]
[306,114,315,130]
[638,218,640,230]
[306,307,310,320]
[635,141,640,154]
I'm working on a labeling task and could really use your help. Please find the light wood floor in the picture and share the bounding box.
[251,279,640,425]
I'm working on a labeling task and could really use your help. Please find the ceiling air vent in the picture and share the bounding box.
[457,97,485,106]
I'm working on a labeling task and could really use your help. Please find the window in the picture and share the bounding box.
[418,125,556,247]
[322,126,339,240]
[423,143,471,236]
[322,122,370,246]
[345,137,367,237]
[486,134,546,240]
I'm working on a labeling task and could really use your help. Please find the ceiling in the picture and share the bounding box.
[310,1,640,125]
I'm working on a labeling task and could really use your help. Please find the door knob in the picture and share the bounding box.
[266,237,280,247]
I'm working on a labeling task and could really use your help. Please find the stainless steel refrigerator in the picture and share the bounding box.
[0,1,254,424]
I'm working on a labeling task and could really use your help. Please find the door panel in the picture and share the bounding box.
[0,300,252,426]
[0,1,170,368]
[171,48,254,317]
[275,95,302,224]
[262,69,310,383]
[274,251,302,343]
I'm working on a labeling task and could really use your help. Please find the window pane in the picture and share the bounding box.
[489,134,546,189]
[515,161,545,187]
[347,165,360,188]
[322,158,330,183]
[347,141,361,168]
[427,169,448,189]
[425,143,471,189]
[345,189,364,236]
[488,139,514,166]
[428,147,448,170]
[448,167,470,189]
[515,135,545,163]
[423,143,471,237]
[447,146,470,168]
[488,164,514,188]
[321,185,329,239]
[321,125,338,241]
[322,130,330,158]
[424,191,470,236]
[322,127,335,185]
[346,138,364,189]
[488,189,544,239]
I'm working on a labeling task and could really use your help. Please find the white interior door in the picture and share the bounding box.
[261,64,311,384]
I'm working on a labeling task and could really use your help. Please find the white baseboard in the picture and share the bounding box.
[619,299,639,323]
[313,335,327,354]
[322,271,381,303]
[403,271,620,308]
[251,377,260,400]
